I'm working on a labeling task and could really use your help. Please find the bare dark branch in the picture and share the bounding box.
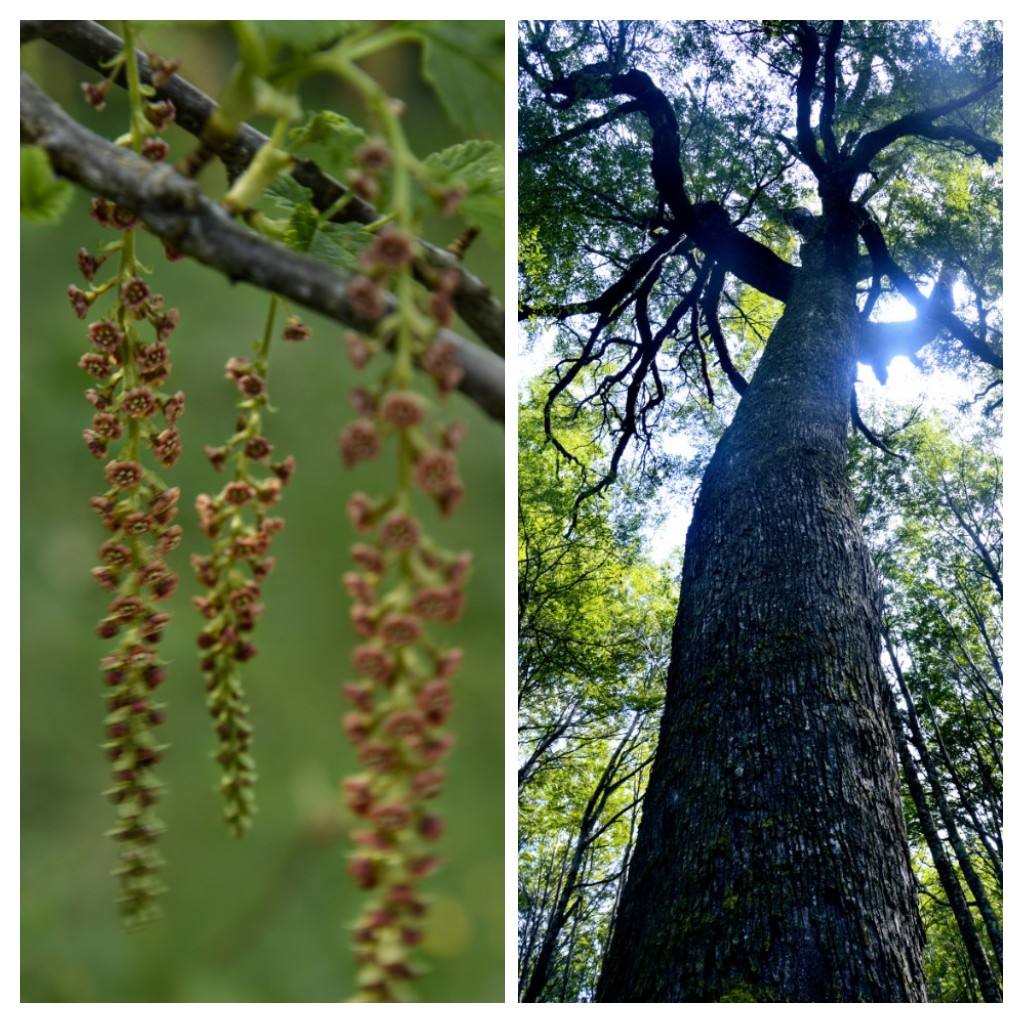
[21,71,504,420]
[26,19,506,356]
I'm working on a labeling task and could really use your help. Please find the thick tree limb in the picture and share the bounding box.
[819,21,843,162]
[543,62,797,302]
[25,19,506,356]
[794,23,827,175]
[21,72,504,421]
[860,219,1002,371]
[850,76,1002,171]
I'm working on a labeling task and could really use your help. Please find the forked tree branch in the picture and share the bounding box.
[21,72,504,420]
[24,19,506,357]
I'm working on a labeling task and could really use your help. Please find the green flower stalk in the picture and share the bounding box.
[192,295,298,836]
[75,21,183,926]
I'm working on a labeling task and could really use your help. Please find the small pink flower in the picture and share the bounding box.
[421,339,465,394]
[224,481,255,506]
[78,352,112,379]
[68,285,92,319]
[343,572,376,604]
[416,679,453,725]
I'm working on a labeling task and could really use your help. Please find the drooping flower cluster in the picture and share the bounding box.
[191,305,298,836]
[76,213,184,929]
[338,224,472,1001]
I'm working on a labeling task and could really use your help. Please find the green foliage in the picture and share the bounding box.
[20,145,72,225]
[423,140,504,236]
[408,21,503,138]
[286,110,366,178]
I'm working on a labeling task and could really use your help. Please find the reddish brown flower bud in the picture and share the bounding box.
[163,390,186,424]
[153,308,179,342]
[379,511,421,552]
[243,435,273,461]
[338,419,381,469]
[138,341,169,372]
[145,99,176,130]
[120,387,156,418]
[282,315,311,342]
[416,679,453,725]
[353,645,395,684]
[341,681,374,712]
[77,247,103,281]
[363,229,414,270]
[412,767,446,799]
[342,776,374,816]
[380,390,425,430]
[157,524,182,553]
[355,139,391,173]
[346,493,376,533]
[141,138,170,162]
[105,460,144,490]
[90,197,113,227]
[238,373,265,397]
[121,277,150,312]
[151,428,182,467]
[149,54,181,87]
[413,450,459,496]
[122,512,152,536]
[344,331,372,370]
[342,711,373,744]
[371,803,411,831]
[224,481,255,506]
[91,566,118,590]
[111,205,138,231]
[348,855,380,890]
[81,79,111,110]
[421,339,464,394]
[380,614,422,648]
[419,814,445,841]
[91,413,122,441]
[68,285,92,319]
[351,543,385,574]
[83,430,107,459]
[272,454,296,484]
[79,352,113,379]
[347,276,386,322]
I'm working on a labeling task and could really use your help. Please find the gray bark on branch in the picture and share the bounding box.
[23,19,506,357]
[21,71,504,421]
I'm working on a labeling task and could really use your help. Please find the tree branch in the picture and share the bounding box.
[859,218,1002,371]
[25,19,506,357]
[519,100,643,161]
[820,21,843,161]
[21,71,504,421]
[851,75,1002,171]
[540,61,797,302]
[794,22,827,175]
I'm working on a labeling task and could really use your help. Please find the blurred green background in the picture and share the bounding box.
[21,23,503,1002]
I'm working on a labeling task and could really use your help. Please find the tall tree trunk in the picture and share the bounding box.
[597,217,927,1002]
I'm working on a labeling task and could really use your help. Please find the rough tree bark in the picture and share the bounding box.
[597,209,928,1002]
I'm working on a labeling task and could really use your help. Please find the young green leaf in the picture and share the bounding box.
[287,110,367,177]
[20,146,73,225]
